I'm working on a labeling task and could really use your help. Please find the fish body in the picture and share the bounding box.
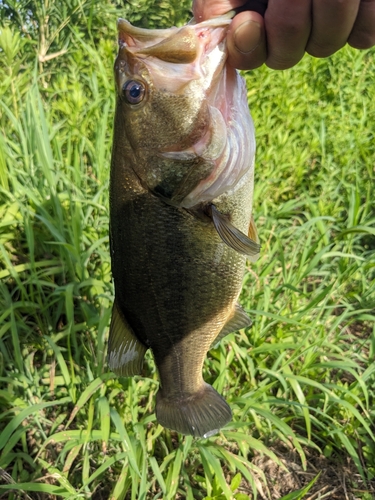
[108,16,259,437]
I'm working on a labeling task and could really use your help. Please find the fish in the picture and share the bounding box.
[108,14,260,438]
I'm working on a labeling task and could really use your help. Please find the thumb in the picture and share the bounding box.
[227,10,267,69]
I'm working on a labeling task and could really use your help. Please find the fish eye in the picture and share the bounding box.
[122,80,146,104]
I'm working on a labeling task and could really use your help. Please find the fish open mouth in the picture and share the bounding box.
[116,16,232,92]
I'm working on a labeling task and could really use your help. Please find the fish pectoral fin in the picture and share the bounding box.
[107,302,147,377]
[247,215,260,263]
[210,204,261,257]
[248,215,259,242]
[211,302,252,348]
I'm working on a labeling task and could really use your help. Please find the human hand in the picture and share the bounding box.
[192,0,375,69]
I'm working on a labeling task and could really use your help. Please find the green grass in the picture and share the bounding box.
[0,1,375,498]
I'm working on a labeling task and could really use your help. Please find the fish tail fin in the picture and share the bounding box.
[156,383,232,437]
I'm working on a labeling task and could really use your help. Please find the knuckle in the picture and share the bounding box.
[267,18,304,38]
[306,42,340,58]
[306,33,346,58]
[348,33,375,49]
[228,51,266,70]
[266,54,302,70]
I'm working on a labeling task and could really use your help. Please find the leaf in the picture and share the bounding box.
[149,456,167,496]
[230,473,242,492]
[199,446,234,499]
[76,452,129,494]
[62,444,83,475]
[37,458,77,495]
[0,397,71,453]
[109,459,130,500]
[65,374,113,428]
[279,472,320,499]
[110,408,140,477]
[0,483,71,497]
[45,337,72,396]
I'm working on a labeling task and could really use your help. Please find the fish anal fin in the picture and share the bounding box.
[210,204,261,257]
[156,383,232,437]
[211,302,252,348]
[108,302,147,377]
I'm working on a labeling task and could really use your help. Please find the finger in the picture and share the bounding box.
[227,11,267,69]
[264,0,312,69]
[348,0,375,49]
[192,0,245,21]
[234,0,268,16]
[306,0,360,57]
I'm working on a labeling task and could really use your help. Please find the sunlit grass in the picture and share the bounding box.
[0,2,374,498]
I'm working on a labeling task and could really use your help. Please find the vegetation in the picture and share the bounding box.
[0,0,374,498]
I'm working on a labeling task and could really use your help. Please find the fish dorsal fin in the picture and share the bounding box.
[210,204,261,257]
[211,302,252,348]
[108,302,147,376]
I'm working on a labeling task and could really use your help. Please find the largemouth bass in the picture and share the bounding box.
[108,15,260,438]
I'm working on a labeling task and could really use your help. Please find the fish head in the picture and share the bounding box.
[114,18,230,151]
[113,16,255,206]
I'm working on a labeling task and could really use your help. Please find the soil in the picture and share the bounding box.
[238,443,375,500]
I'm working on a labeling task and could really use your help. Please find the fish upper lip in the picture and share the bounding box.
[117,18,175,41]
[117,15,232,38]
[117,16,231,55]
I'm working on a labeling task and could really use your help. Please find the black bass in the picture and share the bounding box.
[108,15,260,438]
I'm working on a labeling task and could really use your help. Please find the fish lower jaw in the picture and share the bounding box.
[155,382,232,438]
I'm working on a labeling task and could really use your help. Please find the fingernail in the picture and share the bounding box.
[234,20,261,54]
